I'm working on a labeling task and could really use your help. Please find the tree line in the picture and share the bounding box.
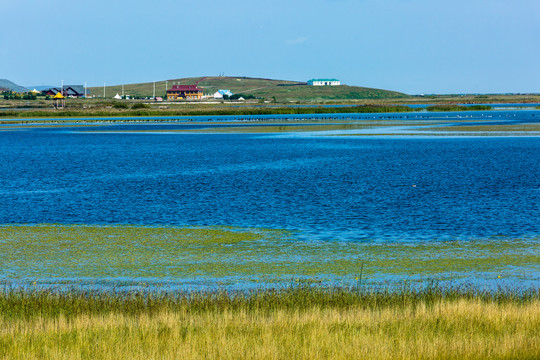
[2,90,40,100]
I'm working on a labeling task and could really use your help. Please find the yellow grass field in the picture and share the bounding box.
[1,298,538,360]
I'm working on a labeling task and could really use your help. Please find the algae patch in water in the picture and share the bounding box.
[0,225,538,286]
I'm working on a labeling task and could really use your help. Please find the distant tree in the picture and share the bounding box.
[131,103,149,110]
[229,94,256,100]
[2,90,32,100]
[3,90,15,100]
[113,102,129,109]
[22,92,37,100]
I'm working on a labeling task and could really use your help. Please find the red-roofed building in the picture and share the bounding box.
[166,84,203,100]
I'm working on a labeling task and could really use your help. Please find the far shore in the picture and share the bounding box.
[1,93,540,121]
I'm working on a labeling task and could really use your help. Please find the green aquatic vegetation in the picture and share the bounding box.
[169,122,403,134]
[0,284,538,319]
[0,104,416,119]
[0,225,538,286]
[426,105,492,112]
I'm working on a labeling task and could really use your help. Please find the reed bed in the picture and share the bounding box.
[0,104,416,119]
[1,225,538,358]
[426,105,492,112]
[0,285,538,359]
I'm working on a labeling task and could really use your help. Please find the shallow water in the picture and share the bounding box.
[0,225,537,290]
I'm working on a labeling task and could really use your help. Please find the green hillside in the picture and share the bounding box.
[0,79,29,93]
[88,76,409,101]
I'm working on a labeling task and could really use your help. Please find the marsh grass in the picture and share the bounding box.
[0,104,416,119]
[427,105,492,111]
[0,225,538,358]
[0,285,538,359]
[0,283,537,319]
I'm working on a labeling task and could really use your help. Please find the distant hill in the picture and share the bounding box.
[0,79,29,93]
[89,76,409,101]
[27,85,56,91]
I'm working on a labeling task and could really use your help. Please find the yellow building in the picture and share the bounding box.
[166,85,203,100]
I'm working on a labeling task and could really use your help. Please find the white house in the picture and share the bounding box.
[307,79,341,86]
[213,89,234,99]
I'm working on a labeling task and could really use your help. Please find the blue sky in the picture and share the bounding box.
[2,0,539,94]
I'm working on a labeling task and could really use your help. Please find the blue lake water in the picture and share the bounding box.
[1,110,539,289]
[1,113,540,242]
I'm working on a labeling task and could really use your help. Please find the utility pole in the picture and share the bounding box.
[84,81,87,98]
[153,81,155,99]
[61,80,64,95]
[103,83,106,98]
[122,84,124,97]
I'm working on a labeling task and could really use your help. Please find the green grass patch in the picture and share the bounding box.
[426,105,492,112]
[0,283,538,319]
[0,225,537,286]
[0,104,415,119]
[0,285,538,359]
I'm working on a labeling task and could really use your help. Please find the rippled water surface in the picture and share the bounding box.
[1,120,540,241]
[1,112,539,287]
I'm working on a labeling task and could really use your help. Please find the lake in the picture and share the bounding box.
[1,110,539,289]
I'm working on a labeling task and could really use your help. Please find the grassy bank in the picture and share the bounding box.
[0,286,538,359]
[1,224,538,358]
[0,104,416,120]
[426,105,492,112]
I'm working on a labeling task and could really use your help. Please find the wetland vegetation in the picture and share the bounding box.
[1,113,539,358]
[426,105,492,112]
[0,283,538,359]
[0,103,416,120]
[3,225,537,358]
[1,225,537,288]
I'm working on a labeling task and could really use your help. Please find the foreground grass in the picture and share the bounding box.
[0,286,538,359]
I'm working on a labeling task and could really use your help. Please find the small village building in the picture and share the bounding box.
[213,89,234,99]
[166,85,203,100]
[42,85,86,98]
[113,93,122,100]
[307,79,341,86]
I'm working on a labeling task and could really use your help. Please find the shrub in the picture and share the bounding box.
[131,103,150,110]
[112,102,129,109]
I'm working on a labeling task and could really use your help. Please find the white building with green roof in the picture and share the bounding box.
[307,79,341,86]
